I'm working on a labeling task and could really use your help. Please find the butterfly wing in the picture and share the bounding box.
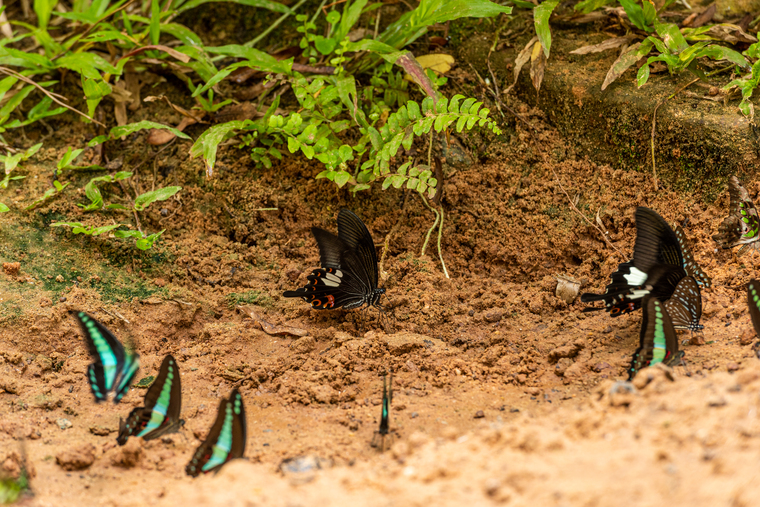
[747,280,760,337]
[581,259,658,316]
[73,311,139,403]
[628,298,680,380]
[283,211,380,310]
[117,355,182,445]
[673,225,712,288]
[311,227,345,269]
[337,209,379,288]
[664,276,703,331]
[378,374,390,435]
[713,175,760,249]
[633,207,683,271]
[186,389,246,477]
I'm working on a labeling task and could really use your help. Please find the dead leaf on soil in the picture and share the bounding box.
[602,42,651,91]
[504,36,537,96]
[147,116,197,145]
[238,306,308,337]
[703,24,757,45]
[570,35,637,55]
[412,54,455,75]
[530,41,546,94]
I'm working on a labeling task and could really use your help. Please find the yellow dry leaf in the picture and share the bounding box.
[412,54,455,75]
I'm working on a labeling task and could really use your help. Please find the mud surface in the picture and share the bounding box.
[2,45,760,507]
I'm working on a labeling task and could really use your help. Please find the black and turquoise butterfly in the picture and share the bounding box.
[370,372,393,451]
[283,209,385,312]
[117,354,183,445]
[713,175,760,252]
[186,388,247,477]
[747,279,760,336]
[673,225,711,288]
[582,207,687,316]
[664,276,703,331]
[627,298,684,380]
[72,311,140,403]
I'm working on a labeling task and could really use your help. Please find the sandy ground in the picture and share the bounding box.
[2,86,760,506]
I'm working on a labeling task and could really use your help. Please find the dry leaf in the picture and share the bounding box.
[530,41,546,94]
[238,306,308,337]
[413,54,455,74]
[0,0,13,39]
[504,36,537,95]
[703,24,757,45]
[570,36,637,55]
[125,73,143,112]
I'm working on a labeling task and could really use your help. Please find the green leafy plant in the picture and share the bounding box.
[0,202,9,213]
[50,222,166,250]
[1,143,42,189]
[79,172,133,211]
[190,0,508,196]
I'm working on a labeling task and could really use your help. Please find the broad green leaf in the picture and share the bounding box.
[134,186,182,211]
[636,63,650,87]
[0,202,9,212]
[654,21,688,53]
[618,0,653,33]
[34,0,56,29]
[333,0,368,43]
[0,85,34,119]
[190,120,252,176]
[534,0,559,57]
[334,171,351,187]
[150,0,160,45]
[162,23,203,47]
[697,45,750,69]
[110,121,191,140]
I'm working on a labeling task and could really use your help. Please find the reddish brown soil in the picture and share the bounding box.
[2,93,760,506]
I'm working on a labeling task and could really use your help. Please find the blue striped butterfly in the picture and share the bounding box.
[713,175,760,252]
[186,389,247,477]
[664,276,703,331]
[627,298,684,380]
[582,207,688,316]
[117,355,183,445]
[72,311,140,403]
[370,372,392,451]
[673,225,711,287]
[283,209,386,312]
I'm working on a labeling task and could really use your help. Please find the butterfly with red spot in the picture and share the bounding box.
[284,208,386,312]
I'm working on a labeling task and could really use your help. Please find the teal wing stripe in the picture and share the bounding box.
[136,368,174,437]
[202,403,234,472]
[83,315,119,391]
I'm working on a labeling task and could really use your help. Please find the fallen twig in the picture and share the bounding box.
[0,66,106,127]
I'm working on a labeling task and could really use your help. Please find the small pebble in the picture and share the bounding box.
[59,297,67,303]
[410,412,419,418]
[474,410,485,419]
[57,418,73,430]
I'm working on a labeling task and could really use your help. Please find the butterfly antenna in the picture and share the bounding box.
[680,356,692,377]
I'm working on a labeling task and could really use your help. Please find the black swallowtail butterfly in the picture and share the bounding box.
[581,207,688,316]
[283,208,386,312]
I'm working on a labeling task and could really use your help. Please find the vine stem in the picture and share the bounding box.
[245,0,310,48]
[436,203,449,278]
[419,192,439,257]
